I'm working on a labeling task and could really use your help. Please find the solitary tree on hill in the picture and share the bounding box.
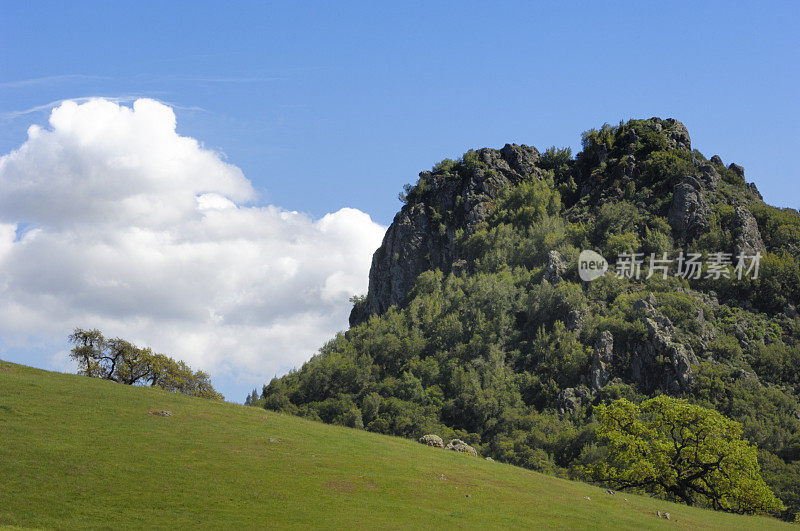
[591,395,783,515]
[68,328,223,400]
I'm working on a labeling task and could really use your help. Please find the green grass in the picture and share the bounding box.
[0,360,793,530]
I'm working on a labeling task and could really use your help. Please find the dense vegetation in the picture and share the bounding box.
[256,119,800,519]
[69,328,223,399]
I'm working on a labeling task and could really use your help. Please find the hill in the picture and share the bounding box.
[259,118,800,519]
[0,359,792,529]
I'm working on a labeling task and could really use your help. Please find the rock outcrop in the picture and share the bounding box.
[729,163,745,179]
[696,163,721,188]
[348,118,762,399]
[747,182,763,200]
[590,331,614,391]
[353,118,709,326]
[418,434,444,448]
[445,439,478,457]
[732,206,766,257]
[668,178,711,241]
[565,308,590,334]
[543,250,567,284]
[630,295,698,392]
[556,386,591,418]
[351,144,541,325]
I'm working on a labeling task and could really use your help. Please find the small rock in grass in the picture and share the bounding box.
[148,410,173,417]
[583,496,591,501]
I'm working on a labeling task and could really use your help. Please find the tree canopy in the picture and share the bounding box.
[591,395,783,515]
[68,328,223,400]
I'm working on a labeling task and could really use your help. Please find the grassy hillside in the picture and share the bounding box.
[0,360,792,529]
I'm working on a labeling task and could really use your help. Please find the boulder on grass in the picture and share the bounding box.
[418,434,444,448]
[445,439,478,457]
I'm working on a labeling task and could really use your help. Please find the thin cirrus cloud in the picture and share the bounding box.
[0,98,386,392]
[0,74,110,89]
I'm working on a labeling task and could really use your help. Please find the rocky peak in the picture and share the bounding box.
[351,118,771,327]
[658,118,693,152]
[350,144,541,325]
[573,118,693,201]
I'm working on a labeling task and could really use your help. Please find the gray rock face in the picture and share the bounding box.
[732,206,766,257]
[696,163,721,188]
[353,119,698,326]
[658,118,692,153]
[445,439,478,457]
[419,434,444,448]
[590,331,614,391]
[351,144,541,325]
[556,386,591,418]
[728,163,745,178]
[747,182,763,200]
[543,250,567,284]
[630,295,698,392]
[668,178,711,241]
[565,308,590,334]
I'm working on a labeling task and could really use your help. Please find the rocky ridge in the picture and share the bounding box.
[351,119,770,398]
[355,118,768,329]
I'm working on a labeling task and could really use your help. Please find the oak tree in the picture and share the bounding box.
[68,328,223,400]
[591,395,783,514]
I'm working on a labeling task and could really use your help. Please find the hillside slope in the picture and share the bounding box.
[0,360,791,529]
[262,118,800,518]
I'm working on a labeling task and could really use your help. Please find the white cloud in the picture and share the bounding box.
[0,98,385,396]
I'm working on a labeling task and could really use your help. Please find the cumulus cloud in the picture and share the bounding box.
[0,98,385,395]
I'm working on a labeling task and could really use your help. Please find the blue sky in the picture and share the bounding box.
[0,1,798,400]
[2,1,799,222]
